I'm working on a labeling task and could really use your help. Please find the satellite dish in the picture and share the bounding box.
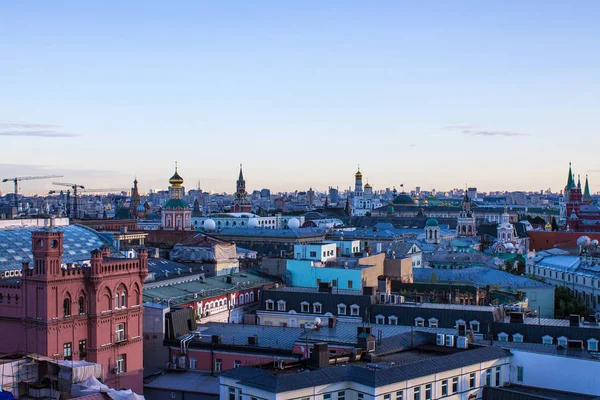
[288,218,300,230]
[248,218,259,228]
[314,317,322,326]
[204,219,216,231]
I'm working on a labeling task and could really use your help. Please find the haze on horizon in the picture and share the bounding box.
[1,1,599,195]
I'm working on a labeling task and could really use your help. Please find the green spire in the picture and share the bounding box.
[584,174,591,198]
[238,164,244,181]
[566,162,574,190]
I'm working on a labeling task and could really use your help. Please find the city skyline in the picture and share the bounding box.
[1,1,599,193]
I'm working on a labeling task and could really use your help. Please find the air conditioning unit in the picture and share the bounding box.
[193,293,198,299]
[457,336,468,349]
[445,335,455,347]
[436,333,445,346]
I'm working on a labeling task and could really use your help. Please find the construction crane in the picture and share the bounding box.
[53,182,85,218]
[2,175,63,209]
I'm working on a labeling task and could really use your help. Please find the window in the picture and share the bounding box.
[413,387,420,400]
[396,391,403,400]
[557,336,568,347]
[277,300,286,311]
[215,358,222,372]
[441,380,448,396]
[513,333,523,343]
[451,377,458,393]
[337,304,346,315]
[376,315,385,324]
[114,293,119,309]
[78,296,85,314]
[121,291,127,308]
[517,366,524,382]
[63,298,71,317]
[469,372,476,388]
[350,305,360,316]
[348,280,353,289]
[414,317,424,327]
[485,369,492,386]
[116,354,126,374]
[495,366,501,386]
[309,251,317,257]
[189,356,197,369]
[588,339,599,351]
[116,323,126,342]
[63,342,72,360]
[389,316,398,325]
[79,340,87,360]
[324,395,331,400]
[338,391,345,400]
[498,332,508,342]
[428,318,438,328]
[266,300,274,310]
[358,394,364,400]
[301,302,309,313]
[384,395,390,400]
[424,384,431,400]
[332,279,338,287]
[229,387,236,400]
[313,303,322,313]
[542,335,553,345]
[234,360,241,368]
[470,321,480,333]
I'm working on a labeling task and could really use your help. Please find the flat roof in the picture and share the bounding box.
[144,371,220,394]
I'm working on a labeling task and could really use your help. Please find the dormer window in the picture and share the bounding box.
[557,336,568,347]
[588,338,599,352]
[277,300,286,312]
[414,317,424,327]
[301,302,309,313]
[337,304,346,315]
[513,333,523,343]
[350,304,360,316]
[542,335,553,345]
[388,316,398,325]
[376,315,385,324]
[498,332,508,342]
[265,300,274,311]
[470,320,480,333]
[313,303,322,314]
[428,318,438,328]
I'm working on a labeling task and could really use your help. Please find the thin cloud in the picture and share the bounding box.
[0,130,80,137]
[445,124,528,137]
[0,122,59,129]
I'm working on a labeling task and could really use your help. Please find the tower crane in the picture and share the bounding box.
[53,182,85,218]
[2,175,63,209]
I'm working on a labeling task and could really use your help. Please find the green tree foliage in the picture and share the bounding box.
[554,286,588,318]
[551,216,559,231]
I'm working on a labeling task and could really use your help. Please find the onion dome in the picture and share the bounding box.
[392,193,417,206]
[421,198,429,205]
[544,221,552,230]
[355,168,362,179]
[364,183,372,189]
[169,166,184,188]
[425,218,439,227]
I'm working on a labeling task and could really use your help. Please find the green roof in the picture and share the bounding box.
[164,199,190,210]
[425,218,439,227]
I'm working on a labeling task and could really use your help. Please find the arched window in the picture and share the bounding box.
[114,293,119,309]
[121,291,126,308]
[63,297,71,317]
[78,296,85,314]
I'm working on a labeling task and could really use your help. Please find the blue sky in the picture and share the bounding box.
[1,1,599,195]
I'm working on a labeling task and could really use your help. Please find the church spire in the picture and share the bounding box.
[584,174,592,203]
[238,164,244,182]
[578,174,582,189]
[566,162,574,190]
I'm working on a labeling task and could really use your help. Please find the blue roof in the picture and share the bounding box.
[0,224,119,271]
[413,267,550,289]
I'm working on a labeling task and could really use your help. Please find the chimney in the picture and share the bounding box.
[509,312,524,324]
[310,343,329,369]
[569,314,581,327]
[328,317,337,328]
[248,335,258,345]
[100,246,111,258]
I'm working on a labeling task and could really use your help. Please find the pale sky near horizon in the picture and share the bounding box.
[1,1,599,196]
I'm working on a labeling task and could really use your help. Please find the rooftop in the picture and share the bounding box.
[144,371,219,394]
[501,316,600,330]
[413,267,550,289]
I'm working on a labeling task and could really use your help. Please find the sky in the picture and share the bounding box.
[1,1,599,195]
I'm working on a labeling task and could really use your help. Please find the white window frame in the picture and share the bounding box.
[455,319,466,328]
[337,304,346,315]
[350,304,360,316]
[388,316,398,325]
[313,302,322,314]
[234,360,241,368]
[498,332,508,342]
[301,301,310,313]
[215,358,223,372]
[588,338,599,351]
[542,335,553,345]
[376,315,385,324]
[513,333,523,343]
[115,354,125,374]
[414,317,424,327]
[189,356,197,369]
[557,336,568,347]
[277,300,286,312]
[428,318,438,328]
[116,323,126,342]
[265,300,274,311]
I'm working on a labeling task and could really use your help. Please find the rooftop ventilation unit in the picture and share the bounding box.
[436,333,445,346]
[445,335,455,347]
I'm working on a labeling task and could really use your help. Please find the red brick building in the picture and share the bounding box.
[0,229,147,393]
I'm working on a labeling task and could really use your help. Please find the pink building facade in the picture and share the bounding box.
[0,230,147,393]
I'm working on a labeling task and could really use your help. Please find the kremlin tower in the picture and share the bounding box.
[161,164,192,230]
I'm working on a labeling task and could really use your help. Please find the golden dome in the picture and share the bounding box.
[364,182,372,189]
[545,221,552,230]
[421,198,429,205]
[169,166,184,188]
[355,169,362,179]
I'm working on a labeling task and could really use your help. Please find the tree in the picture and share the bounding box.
[551,216,559,231]
[554,286,588,318]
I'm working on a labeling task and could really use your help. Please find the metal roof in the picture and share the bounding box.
[413,267,550,289]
